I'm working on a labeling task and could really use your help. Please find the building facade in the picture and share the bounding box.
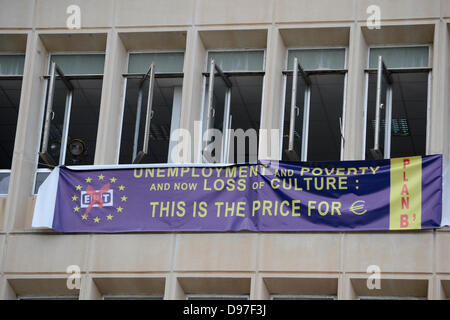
[0,0,449,299]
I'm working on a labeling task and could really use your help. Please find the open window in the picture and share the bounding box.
[35,53,105,192]
[201,50,264,164]
[119,52,184,164]
[203,59,232,163]
[364,46,430,159]
[282,48,347,162]
[0,54,25,194]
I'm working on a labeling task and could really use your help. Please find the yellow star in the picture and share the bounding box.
[85,177,92,183]
[75,185,82,191]
[72,195,78,201]
[121,196,128,202]
[106,214,114,221]
[119,185,125,191]
[116,206,123,213]
[94,217,100,223]
[98,174,105,180]
[81,215,87,220]
[73,206,80,212]
[110,177,117,183]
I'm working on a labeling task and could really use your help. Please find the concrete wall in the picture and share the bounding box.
[0,0,449,299]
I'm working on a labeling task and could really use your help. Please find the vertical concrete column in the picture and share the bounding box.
[258,26,286,161]
[433,277,446,300]
[0,277,16,299]
[426,277,435,300]
[342,24,368,160]
[253,276,270,300]
[94,30,128,165]
[5,32,49,230]
[79,275,102,300]
[178,28,207,164]
[428,21,449,159]
[340,276,356,300]
[165,274,185,300]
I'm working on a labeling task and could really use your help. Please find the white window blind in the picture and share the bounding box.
[128,52,184,73]
[369,46,429,69]
[287,48,346,71]
[207,50,265,72]
[50,54,105,75]
[0,55,25,75]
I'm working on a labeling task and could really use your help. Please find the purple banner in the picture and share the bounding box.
[43,155,442,232]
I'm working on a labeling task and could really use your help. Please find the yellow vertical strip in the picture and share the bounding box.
[390,156,422,230]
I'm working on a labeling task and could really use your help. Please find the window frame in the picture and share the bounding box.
[204,48,267,73]
[41,52,105,163]
[280,46,348,161]
[39,61,74,167]
[284,46,348,72]
[199,48,266,164]
[0,52,26,76]
[45,51,106,76]
[125,49,186,75]
[33,52,105,195]
[366,44,432,71]
[362,44,432,160]
[117,50,185,165]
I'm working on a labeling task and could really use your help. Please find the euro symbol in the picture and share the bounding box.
[350,200,367,215]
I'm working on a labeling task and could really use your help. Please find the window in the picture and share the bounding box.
[282,48,347,162]
[35,53,105,192]
[364,46,430,159]
[0,54,25,194]
[119,52,184,164]
[201,50,265,164]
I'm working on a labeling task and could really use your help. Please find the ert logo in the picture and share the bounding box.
[80,189,114,208]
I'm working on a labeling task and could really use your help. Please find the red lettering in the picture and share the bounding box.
[403,171,408,182]
[401,183,409,195]
[403,158,410,169]
[401,197,409,209]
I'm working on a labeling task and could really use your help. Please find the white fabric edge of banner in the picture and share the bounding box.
[31,167,60,229]
[442,159,450,227]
